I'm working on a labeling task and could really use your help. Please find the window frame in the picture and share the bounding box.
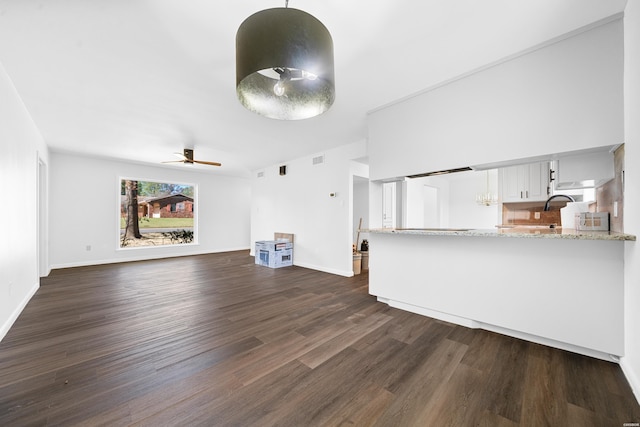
[117,176,198,250]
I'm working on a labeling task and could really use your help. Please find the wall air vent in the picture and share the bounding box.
[407,167,472,179]
[257,171,265,178]
[312,155,325,165]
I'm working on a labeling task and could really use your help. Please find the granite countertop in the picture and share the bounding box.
[367,227,636,241]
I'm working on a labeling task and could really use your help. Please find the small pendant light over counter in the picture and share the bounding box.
[236,1,335,120]
[476,170,498,206]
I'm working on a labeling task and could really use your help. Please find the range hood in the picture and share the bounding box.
[553,150,615,190]
[407,166,472,179]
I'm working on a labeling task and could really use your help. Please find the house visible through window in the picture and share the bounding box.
[120,179,196,248]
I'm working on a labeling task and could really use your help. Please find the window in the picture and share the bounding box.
[120,179,196,248]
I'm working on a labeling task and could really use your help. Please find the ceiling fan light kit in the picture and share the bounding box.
[236,2,335,120]
[183,148,195,162]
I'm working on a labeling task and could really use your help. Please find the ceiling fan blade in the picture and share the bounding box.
[162,149,220,167]
[192,159,222,166]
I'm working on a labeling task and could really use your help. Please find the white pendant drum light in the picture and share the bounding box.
[236,1,335,120]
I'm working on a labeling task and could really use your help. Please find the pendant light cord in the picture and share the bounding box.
[285,0,289,7]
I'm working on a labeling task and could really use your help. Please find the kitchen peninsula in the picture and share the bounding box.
[364,15,635,363]
[368,227,635,361]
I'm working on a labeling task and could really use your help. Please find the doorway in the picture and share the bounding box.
[353,176,369,250]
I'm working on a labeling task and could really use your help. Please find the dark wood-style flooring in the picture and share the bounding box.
[1,251,639,426]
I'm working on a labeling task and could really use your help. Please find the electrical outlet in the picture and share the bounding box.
[534,212,541,220]
[86,245,92,251]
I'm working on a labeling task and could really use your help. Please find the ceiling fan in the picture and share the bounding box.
[163,149,221,167]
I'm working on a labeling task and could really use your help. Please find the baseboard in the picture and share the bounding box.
[247,249,354,277]
[247,253,353,277]
[0,281,39,343]
[50,246,251,270]
[478,321,619,363]
[51,250,351,277]
[293,261,353,277]
[620,357,640,406]
[377,297,620,363]
[379,298,478,328]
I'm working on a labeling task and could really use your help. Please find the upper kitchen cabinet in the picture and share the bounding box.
[367,17,623,182]
[500,162,550,202]
[552,149,615,190]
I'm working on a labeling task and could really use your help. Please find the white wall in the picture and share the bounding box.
[49,152,251,268]
[251,141,367,276]
[622,1,640,403]
[0,62,48,341]
[368,17,624,181]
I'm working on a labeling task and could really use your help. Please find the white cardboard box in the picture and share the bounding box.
[255,240,293,268]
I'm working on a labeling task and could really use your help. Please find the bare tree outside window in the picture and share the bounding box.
[120,179,196,248]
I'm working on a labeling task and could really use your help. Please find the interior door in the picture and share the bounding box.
[382,182,395,228]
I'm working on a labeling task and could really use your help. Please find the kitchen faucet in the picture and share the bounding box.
[543,194,575,211]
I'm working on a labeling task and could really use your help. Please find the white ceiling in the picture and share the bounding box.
[0,0,628,178]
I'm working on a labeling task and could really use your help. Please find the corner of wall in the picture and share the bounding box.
[623,0,640,406]
[0,281,39,343]
[620,357,640,405]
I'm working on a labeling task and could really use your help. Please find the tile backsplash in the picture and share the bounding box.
[596,145,624,233]
[502,202,567,227]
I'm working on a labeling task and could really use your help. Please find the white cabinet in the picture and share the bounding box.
[500,162,550,202]
[553,150,615,190]
[528,162,549,200]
